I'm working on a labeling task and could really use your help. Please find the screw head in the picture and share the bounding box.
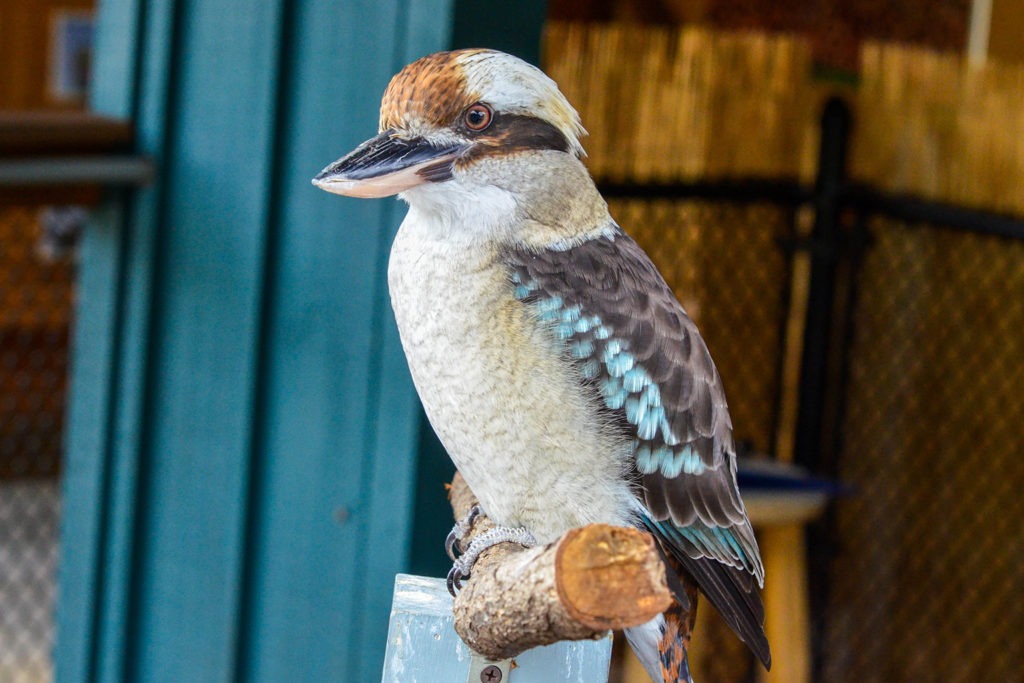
[332,506,350,524]
[480,664,502,682]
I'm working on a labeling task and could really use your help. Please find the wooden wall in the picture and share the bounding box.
[0,0,96,479]
[544,22,1024,211]
[990,0,1024,63]
[0,0,96,110]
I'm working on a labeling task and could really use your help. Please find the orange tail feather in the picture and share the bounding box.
[658,580,698,682]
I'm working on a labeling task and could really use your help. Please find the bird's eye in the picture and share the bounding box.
[464,103,493,131]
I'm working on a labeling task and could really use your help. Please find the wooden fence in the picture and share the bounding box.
[544,22,1024,215]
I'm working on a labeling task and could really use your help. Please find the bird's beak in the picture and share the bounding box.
[312,130,464,198]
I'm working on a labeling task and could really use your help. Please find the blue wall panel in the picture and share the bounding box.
[124,0,286,679]
[61,0,180,680]
[239,2,429,680]
[59,0,457,681]
[60,0,551,680]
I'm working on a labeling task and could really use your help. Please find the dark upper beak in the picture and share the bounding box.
[312,130,465,198]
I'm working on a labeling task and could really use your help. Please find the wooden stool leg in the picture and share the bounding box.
[759,524,811,683]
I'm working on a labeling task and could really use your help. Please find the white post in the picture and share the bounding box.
[967,0,993,66]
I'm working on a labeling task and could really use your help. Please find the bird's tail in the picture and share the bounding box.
[658,598,696,683]
[624,588,698,683]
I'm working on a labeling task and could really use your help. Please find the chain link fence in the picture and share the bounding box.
[606,194,1024,683]
[818,216,1024,682]
[1,205,75,683]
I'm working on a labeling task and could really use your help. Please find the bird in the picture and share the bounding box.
[313,48,769,682]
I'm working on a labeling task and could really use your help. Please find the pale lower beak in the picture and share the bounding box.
[312,130,464,198]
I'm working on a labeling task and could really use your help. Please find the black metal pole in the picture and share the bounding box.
[793,97,851,472]
[792,97,852,683]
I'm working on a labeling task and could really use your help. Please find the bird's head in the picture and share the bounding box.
[314,49,603,238]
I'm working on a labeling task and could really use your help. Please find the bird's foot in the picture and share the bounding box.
[446,525,538,596]
[445,504,483,561]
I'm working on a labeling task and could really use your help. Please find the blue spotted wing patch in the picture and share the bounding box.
[507,230,740,476]
[511,268,707,475]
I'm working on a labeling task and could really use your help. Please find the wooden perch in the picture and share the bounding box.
[448,472,673,660]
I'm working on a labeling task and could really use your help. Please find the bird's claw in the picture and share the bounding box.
[445,504,483,561]
[444,529,460,563]
[446,557,471,594]
[445,524,538,597]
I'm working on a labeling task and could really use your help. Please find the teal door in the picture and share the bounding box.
[58,1,547,680]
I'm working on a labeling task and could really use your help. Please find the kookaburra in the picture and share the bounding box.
[314,49,769,682]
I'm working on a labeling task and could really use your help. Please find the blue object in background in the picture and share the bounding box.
[57,1,547,682]
[382,575,613,682]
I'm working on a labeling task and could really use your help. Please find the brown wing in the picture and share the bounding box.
[506,227,770,668]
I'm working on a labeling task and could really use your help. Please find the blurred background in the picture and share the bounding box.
[1,1,1021,682]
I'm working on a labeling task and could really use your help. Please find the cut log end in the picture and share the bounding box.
[556,524,673,631]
